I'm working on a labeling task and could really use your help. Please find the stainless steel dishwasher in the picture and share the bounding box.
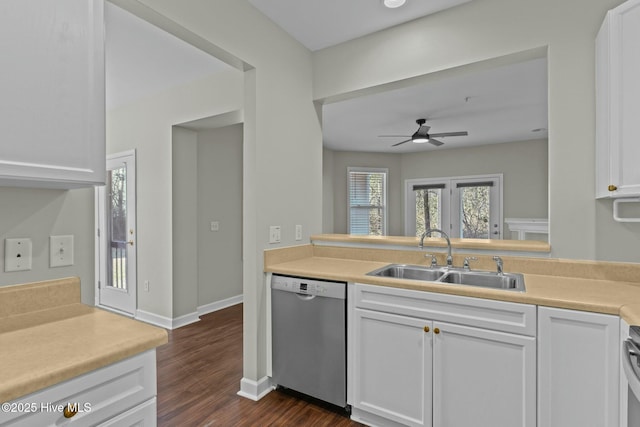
[271,274,347,408]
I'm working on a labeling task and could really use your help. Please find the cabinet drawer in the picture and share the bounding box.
[0,350,156,427]
[354,283,536,336]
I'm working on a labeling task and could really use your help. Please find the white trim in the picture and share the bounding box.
[197,294,243,316]
[237,376,274,401]
[171,312,201,329]
[97,303,135,318]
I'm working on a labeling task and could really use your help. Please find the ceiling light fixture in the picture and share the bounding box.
[411,132,429,143]
[384,0,406,8]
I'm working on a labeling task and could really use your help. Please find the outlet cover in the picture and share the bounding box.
[269,226,281,244]
[50,235,74,267]
[5,238,33,272]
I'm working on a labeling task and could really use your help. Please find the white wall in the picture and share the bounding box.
[197,124,243,307]
[314,0,638,261]
[111,0,321,385]
[326,139,548,237]
[0,187,94,301]
[107,70,244,319]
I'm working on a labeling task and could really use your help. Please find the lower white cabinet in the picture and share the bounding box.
[538,306,620,427]
[350,283,536,427]
[0,350,157,427]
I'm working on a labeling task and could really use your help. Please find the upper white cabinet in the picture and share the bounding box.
[596,0,640,199]
[0,0,105,188]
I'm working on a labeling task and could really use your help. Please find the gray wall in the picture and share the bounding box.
[326,139,548,237]
[197,124,243,306]
[0,187,95,302]
[314,0,638,261]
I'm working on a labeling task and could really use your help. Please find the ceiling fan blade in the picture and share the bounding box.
[392,139,412,147]
[416,125,431,136]
[429,131,468,138]
[378,135,410,138]
[428,138,445,146]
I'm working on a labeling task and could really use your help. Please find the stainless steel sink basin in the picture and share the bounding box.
[366,264,525,292]
[367,264,447,282]
[439,270,525,291]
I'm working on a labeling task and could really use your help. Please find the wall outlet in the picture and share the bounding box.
[269,226,281,244]
[50,235,74,267]
[144,280,150,292]
[4,238,32,272]
[210,221,220,232]
[295,225,302,241]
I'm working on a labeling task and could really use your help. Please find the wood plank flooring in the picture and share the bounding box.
[156,303,362,426]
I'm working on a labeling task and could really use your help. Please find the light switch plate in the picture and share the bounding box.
[5,238,33,272]
[50,235,74,267]
[269,226,281,244]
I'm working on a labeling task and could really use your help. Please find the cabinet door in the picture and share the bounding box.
[432,321,536,427]
[596,0,640,198]
[0,0,105,188]
[538,307,619,427]
[352,308,432,427]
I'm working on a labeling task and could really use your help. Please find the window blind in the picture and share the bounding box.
[348,169,386,235]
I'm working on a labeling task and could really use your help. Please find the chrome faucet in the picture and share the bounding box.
[420,228,453,267]
[493,256,504,275]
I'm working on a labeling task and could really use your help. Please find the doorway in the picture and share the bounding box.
[95,150,137,315]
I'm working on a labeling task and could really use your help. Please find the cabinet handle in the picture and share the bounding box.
[63,404,78,419]
[608,184,618,191]
[434,327,440,334]
[424,326,430,333]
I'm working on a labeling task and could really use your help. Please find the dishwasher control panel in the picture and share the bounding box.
[271,274,346,299]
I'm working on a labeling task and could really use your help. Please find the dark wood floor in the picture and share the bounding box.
[156,303,362,426]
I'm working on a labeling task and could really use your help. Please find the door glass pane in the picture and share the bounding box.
[108,164,127,290]
[459,185,490,239]
[415,189,441,237]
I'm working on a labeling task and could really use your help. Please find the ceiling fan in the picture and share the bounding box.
[379,118,468,147]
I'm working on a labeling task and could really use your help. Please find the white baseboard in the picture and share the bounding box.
[237,376,273,401]
[135,309,199,330]
[198,294,243,316]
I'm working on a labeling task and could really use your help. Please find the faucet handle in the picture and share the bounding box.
[463,257,478,270]
[492,256,504,274]
[424,253,438,267]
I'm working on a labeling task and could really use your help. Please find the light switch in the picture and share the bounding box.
[4,238,32,272]
[50,235,74,267]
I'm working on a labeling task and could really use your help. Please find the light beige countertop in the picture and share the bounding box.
[0,277,168,403]
[265,244,640,322]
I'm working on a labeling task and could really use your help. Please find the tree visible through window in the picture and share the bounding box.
[348,168,387,235]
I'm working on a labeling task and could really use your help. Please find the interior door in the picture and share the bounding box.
[96,150,137,315]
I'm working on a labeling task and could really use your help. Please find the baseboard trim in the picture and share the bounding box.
[198,294,243,316]
[237,376,273,401]
[135,309,200,330]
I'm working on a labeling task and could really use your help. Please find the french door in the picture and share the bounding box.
[95,150,137,315]
[406,174,503,239]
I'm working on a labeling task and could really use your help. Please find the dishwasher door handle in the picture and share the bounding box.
[623,340,640,401]
[296,293,316,301]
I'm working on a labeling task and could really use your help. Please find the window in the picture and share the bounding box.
[405,174,502,239]
[348,167,388,235]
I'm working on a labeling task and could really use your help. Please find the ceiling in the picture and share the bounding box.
[248,0,473,51]
[105,2,232,111]
[105,1,547,154]
[322,57,548,154]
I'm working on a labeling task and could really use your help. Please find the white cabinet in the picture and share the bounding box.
[538,307,620,427]
[0,350,157,427]
[0,0,105,188]
[350,283,536,427]
[596,0,640,199]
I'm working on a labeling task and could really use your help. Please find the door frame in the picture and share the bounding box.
[95,149,137,316]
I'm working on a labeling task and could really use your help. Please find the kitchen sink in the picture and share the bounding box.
[366,264,525,292]
[439,270,525,291]
[367,264,447,282]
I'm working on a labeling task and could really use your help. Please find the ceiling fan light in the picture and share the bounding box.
[411,131,429,143]
[384,0,406,8]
